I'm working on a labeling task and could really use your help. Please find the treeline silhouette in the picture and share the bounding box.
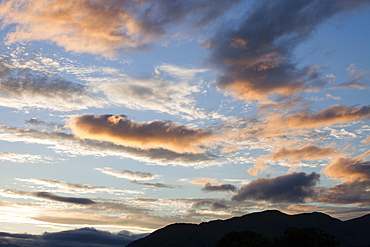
[216,227,339,247]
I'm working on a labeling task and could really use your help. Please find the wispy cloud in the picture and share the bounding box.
[130,180,174,189]
[68,114,213,154]
[95,167,159,181]
[0,59,105,111]
[0,152,51,164]
[270,105,370,129]
[93,64,208,120]
[270,145,341,162]
[16,178,140,195]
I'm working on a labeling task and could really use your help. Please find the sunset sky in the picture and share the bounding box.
[0,0,370,237]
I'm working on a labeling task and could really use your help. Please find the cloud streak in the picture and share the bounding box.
[35,192,96,205]
[202,183,238,193]
[130,180,174,188]
[0,189,96,205]
[95,167,159,181]
[271,105,370,129]
[271,145,340,162]
[68,114,213,154]
[16,178,140,195]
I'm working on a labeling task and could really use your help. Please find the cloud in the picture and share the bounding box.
[208,0,370,101]
[26,118,63,129]
[0,0,147,55]
[0,189,95,205]
[94,65,207,119]
[232,172,320,203]
[0,0,241,55]
[269,105,370,129]
[0,227,148,247]
[361,137,370,143]
[188,178,218,185]
[323,157,370,182]
[0,125,223,167]
[68,114,213,154]
[202,183,238,193]
[316,180,370,205]
[35,192,96,205]
[16,178,140,195]
[0,152,50,164]
[192,200,228,210]
[334,64,368,89]
[130,180,174,188]
[247,160,268,176]
[95,167,159,181]
[0,60,104,111]
[271,145,340,162]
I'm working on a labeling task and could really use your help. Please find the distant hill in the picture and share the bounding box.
[0,227,149,247]
[127,210,370,247]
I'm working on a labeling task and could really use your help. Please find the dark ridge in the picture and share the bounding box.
[127,210,370,247]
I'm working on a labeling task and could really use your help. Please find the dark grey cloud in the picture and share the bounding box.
[0,228,148,247]
[137,0,242,35]
[316,180,370,205]
[130,180,174,188]
[35,192,96,205]
[232,172,320,203]
[208,0,370,101]
[202,183,238,192]
[192,200,229,210]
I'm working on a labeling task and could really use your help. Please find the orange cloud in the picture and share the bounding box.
[361,136,370,144]
[68,114,212,154]
[271,145,340,162]
[189,178,218,185]
[269,105,370,129]
[0,0,149,55]
[247,160,268,176]
[323,157,370,182]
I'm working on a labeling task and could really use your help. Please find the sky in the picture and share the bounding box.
[0,0,369,238]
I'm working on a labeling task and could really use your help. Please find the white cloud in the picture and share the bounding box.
[0,152,52,164]
[95,167,160,181]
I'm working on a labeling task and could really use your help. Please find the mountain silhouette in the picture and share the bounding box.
[127,210,370,247]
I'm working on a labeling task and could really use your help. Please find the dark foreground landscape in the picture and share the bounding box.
[1,210,370,246]
[128,210,370,247]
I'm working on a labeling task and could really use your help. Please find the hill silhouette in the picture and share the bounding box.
[127,210,370,247]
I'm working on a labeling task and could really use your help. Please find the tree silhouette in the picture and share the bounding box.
[216,230,271,247]
[274,227,340,247]
[217,228,340,247]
